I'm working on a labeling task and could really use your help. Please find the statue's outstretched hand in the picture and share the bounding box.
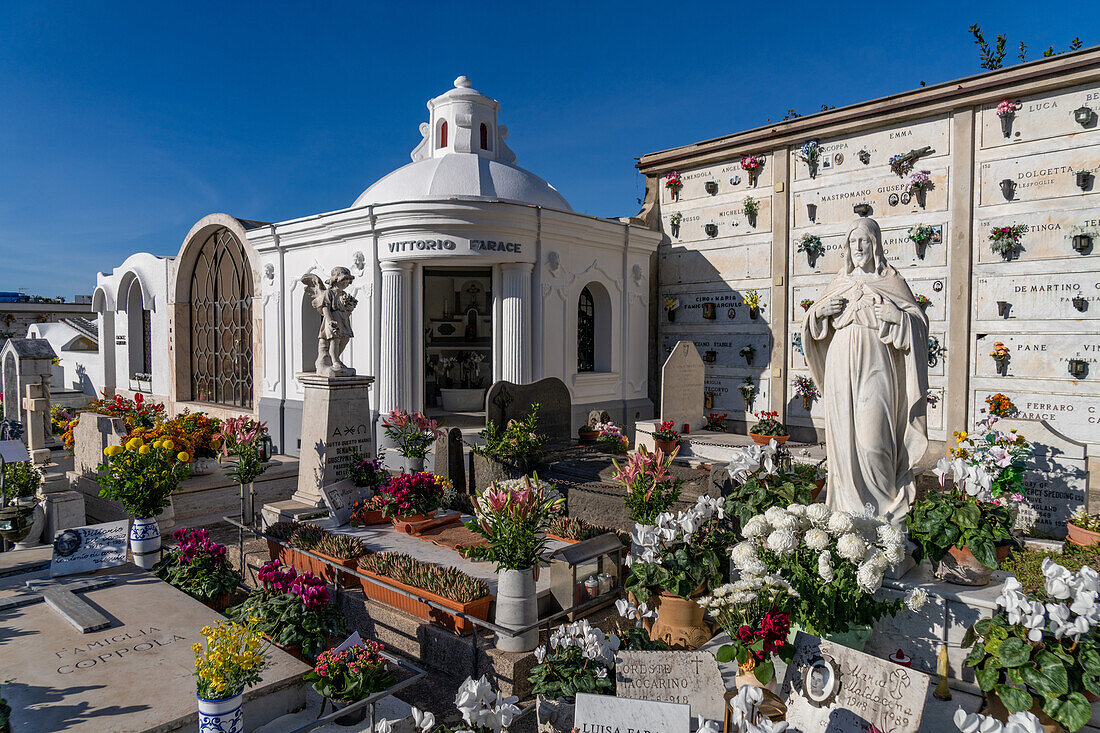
[875,300,903,324]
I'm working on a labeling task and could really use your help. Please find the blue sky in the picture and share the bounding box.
[0,1,1092,298]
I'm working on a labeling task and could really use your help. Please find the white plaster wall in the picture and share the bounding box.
[25,322,102,396]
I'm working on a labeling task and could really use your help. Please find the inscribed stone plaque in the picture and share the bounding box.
[660,341,705,431]
[50,520,129,578]
[995,418,1089,536]
[574,692,690,733]
[485,377,571,443]
[294,373,375,507]
[320,478,360,527]
[779,632,929,733]
[434,426,466,494]
[615,650,725,721]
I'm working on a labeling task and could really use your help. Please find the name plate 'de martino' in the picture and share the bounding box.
[614,650,726,722]
[573,692,690,733]
[780,632,930,732]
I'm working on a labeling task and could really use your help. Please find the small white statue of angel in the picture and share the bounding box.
[301,266,358,376]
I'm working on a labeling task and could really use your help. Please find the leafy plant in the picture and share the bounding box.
[704,412,728,432]
[742,196,758,217]
[153,527,242,603]
[2,460,41,499]
[306,640,395,702]
[990,224,1028,259]
[347,451,387,491]
[314,531,366,561]
[358,552,490,603]
[473,404,545,470]
[970,24,1007,70]
[1070,506,1100,533]
[651,420,680,442]
[724,463,814,530]
[907,488,1016,568]
[749,410,787,437]
[909,224,936,245]
[796,233,824,259]
[612,445,683,525]
[529,620,618,700]
[192,619,269,700]
[96,434,191,518]
[288,522,326,550]
[547,515,628,545]
[463,474,564,571]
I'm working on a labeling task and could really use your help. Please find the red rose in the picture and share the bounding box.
[736,625,757,644]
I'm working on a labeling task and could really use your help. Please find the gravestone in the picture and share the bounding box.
[995,417,1089,537]
[0,338,56,439]
[660,341,705,431]
[434,426,467,494]
[615,650,725,721]
[0,563,309,732]
[50,519,129,577]
[574,692,690,733]
[320,478,359,527]
[779,632,929,732]
[485,377,572,443]
[71,412,127,477]
[22,383,50,463]
[293,373,375,507]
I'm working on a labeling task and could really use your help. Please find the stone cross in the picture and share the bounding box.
[22,383,50,464]
[0,577,115,633]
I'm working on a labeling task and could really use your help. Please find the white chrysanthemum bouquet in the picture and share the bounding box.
[730,503,904,636]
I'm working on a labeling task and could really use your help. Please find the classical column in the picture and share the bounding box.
[378,261,413,414]
[499,262,533,384]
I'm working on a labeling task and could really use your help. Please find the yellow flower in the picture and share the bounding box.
[200,625,212,636]
[163,439,175,451]
[956,431,967,443]
[126,438,143,451]
[191,643,202,653]
[138,444,151,455]
[177,452,190,462]
[104,445,123,456]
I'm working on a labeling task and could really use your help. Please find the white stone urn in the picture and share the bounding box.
[129,516,161,570]
[12,497,45,550]
[403,455,426,473]
[495,567,538,652]
[441,388,486,412]
[197,691,243,733]
[190,456,219,476]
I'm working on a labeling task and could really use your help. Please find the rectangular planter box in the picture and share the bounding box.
[266,541,328,580]
[314,551,362,588]
[357,569,492,636]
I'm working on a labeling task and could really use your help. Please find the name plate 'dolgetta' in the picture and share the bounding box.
[50,520,129,578]
[614,650,726,722]
[779,632,930,732]
[573,692,690,733]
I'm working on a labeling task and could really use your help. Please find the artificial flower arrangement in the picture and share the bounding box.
[743,289,762,310]
[612,445,683,525]
[793,375,819,409]
[704,412,728,432]
[990,341,1011,364]
[739,377,758,407]
[907,169,934,197]
[996,99,1021,119]
[473,404,545,471]
[731,503,910,638]
[985,392,1017,417]
[909,223,937,252]
[593,420,629,453]
[962,560,1100,731]
[529,619,619,700]
[739,345,756,364]
[463,475,565,571]
[664,171,683,196]
[990,224,1028,259]
[96,434,192,519]
[153,527,242,607]
[915,294,932,310]
[651,420,680,444]
[951,417,1031,503]
[740,154,764,184]
[663,295,680,312]
[306,640,396,705]
[668,211,683,231]
[796,233,825,262]
[192,618,270,702]
[624,495,731,603]
[214,416,270,486]
[700,571,799,686]
[724,441,815,529]
[742,196,759,220]
[799,298,815,311]
[381,409,443,462]
[346,450,387,492]
[748,410,788,438]
[796,140,821,176]
[228,560,346,662]
[376,471,448,520]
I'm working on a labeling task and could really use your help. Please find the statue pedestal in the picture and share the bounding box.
[291,374,375,508]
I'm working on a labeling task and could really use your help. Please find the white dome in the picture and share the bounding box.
[352,76,572,212]
[352,154,572,211]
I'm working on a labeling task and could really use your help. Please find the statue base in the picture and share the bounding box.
[291,373,375,508]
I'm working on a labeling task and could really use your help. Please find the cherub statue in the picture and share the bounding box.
[301,267,358,377]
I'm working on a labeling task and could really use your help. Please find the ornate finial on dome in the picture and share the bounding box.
[454,76,472,89]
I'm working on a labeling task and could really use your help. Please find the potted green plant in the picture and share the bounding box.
[704,412,728,432]
[463,475,564,652]
[472,404,545,489]
[577,421,599,443]
[96,434,191,569]
[306,641,396,726]
[962,561,1100,731]
[624,496,729,649]
[743,196,759,227]
[152,527,243,611]
[357,552,491,635]
[0,459,43,548]
[531,620,618,732]
[748,411,788,446]
[193,618,270,733]
[1067,506,1100,548]
[723,447,814,530]
[650,420,680,454]
[380,409,443,473]
[228,560,346,662]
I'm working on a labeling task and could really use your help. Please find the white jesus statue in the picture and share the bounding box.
[802,217,929,526]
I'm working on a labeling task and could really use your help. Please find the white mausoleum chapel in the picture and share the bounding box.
[92,76,660,456]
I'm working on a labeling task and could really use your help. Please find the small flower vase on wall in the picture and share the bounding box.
[197,691,244,733]
[749,306,759,320]
[129,516,161,570]
[495,567,538,652]
[802,395,813,411]
[1000,113,1014,139]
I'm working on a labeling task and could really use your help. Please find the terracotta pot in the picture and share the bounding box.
[314,551,362,588]
[358,569,491,636]
[981,690,1065,733]
[353,509,388,526]
[811,478,825,502]
[933,545,1010,587]
[650,589,712,650]
[208,591,239,613]
[749,433,789,447]
[393,512,434,525]
[654,438,679,454]
[577,429,599,444]
[1067,522,1100,548]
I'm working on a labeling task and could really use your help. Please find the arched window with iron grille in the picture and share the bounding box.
[577,286,595,372]
[188,228,254,408]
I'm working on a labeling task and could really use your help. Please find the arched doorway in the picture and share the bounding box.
[187,227,255,408]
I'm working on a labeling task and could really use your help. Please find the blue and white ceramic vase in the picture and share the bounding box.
[129,516,161,570]
[197,691,243,733]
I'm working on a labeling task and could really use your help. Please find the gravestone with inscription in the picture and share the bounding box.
[779,632,929,732]
[434,426,467,494]
[997,417,1089,536]
[573,692,690,733]
[614,650,725,721]
[293,374,375,508]
[0,561,309,732]
[660,341,705,431]
[320,478,360,527]
[50,519,129,577]
[0,338,56,438]
[485,377,572,443]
